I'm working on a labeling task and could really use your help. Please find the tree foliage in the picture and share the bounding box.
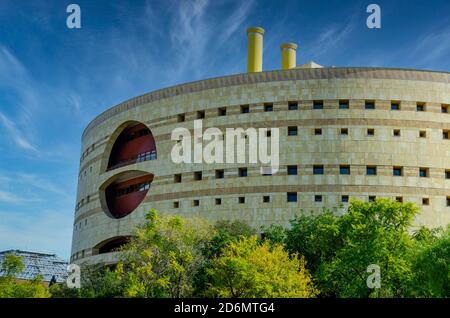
[205,236,317,298]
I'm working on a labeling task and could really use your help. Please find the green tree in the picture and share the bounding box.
[0,254,50,298]
[206,236,317,298]
[408,227,450,297]
[115,209,214,298]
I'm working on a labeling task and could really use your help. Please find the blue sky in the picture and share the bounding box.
[0,0,449,259]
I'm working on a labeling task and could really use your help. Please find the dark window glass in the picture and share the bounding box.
[391,102,400,110]
[288,126,298,136]
[314,195,322,202]
[393,167,403,176]
[367,166,377,175]
[340,165,350,175]
[341,195,349,203]
[264,103,273,112]
[339,100,349,109]
[288,102,298,110]
[365,101,375,109]
[313,165,324,175]
[287,192,297,202]
[313,101,323,109]
[287,165,298,175]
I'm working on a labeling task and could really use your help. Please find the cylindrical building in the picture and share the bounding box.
[71,57,450,266]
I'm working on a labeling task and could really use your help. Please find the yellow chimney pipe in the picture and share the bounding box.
[280,43,297,70]
[247,27,264,73]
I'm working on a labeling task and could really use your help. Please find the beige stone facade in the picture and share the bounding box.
[71,67,450,265]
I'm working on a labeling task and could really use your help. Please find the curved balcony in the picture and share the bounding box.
[107,123,157,171]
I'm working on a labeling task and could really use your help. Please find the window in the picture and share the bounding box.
[264,103,273,112]
[395,197,403,203]
[215,198,222,205]
[340,165,350,175]
[369,196,376,202]
[314,195,322,202]
[174,174,182,183]
[313,165,324,175]
[173,201,179,208]
[367,166,377,175]
[365,101,375,109]
[177,114,185,122]
[287,192,297,202]
[240,105,249,113]
[419,130,426,138]
[287,165,298,175]
[445,170,450,179]
[393,129,401,137]
[419,168,429,178]
[239,167,248,177]
[393,167,403,176]
[313,100,323,110]
[266,130,271,137]
[288,126,298,136]
[447,196,450,207]
[197,110,205,119]
[288,101,298,110]
[194,171,202,181]
[367,128,375,136]
[341,195,349,203]
[340,128,348,135]
[422,198,429,206]
[391,102,400,110]
[215,169,224,179]
[193,200,200,206]
[442,104,449,113]
[238,196,245,204]
[263,195,271,203]
[416,103,425,112]
[218,107,227,116]
[443,130,449,140]
[339,100,349,109]
[314,128,322,135]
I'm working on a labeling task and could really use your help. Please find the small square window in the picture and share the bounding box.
[173,201,179,208]
[287,192,297,202]
[288,101,298,110]
[340,165,350,175]
[340,128,348,135]
[263,195,271,203]
[341,195,349,203]
[194,171,202,181]
[367,166,377,176]
[241,105,250,113]
[422,198,429,206]
[288,126,298,136]
[445,170,450,179]
[266,130,271,137]
[367,128,375,136]
[314,195,322,202]
[218,107,227,116]
[447,197,450,207]
[442,105,449,113]
[391,102,400,110]
[215,198,222,205]
[215,169,224,179]
[365,101,375,109]
[314,128,322,135]
[419,168,428,178]
[197,110,205,119]
[393,167,403,176]
[177,114,185,122]
[443,130,449,140]
[264,103,273,112]
[313,100,323,110]
[313,165,324,175]
[369,196,376,202]
[419,130,426,138]
[239,168,248,177]
[174,174,182,183]
[416,103,425,112]
[395,196,403,203]
[193,199,200,206]
[393,129,401,137]
[238,196,245,204]
[339,100,349,109]
[287,165,298,175]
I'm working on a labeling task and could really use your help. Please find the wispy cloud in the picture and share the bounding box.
[0,112,37,152]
